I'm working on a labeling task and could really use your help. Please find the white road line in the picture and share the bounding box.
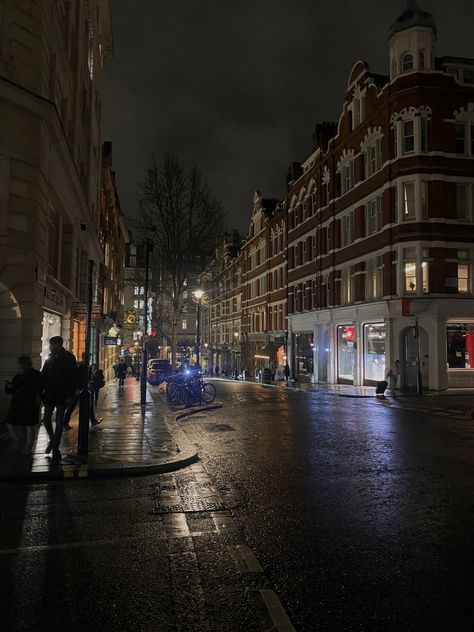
[234,544,264,573]
[0,534,161,556]
[260,589,296,632]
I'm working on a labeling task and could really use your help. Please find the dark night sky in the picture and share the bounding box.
[103,1,473,234]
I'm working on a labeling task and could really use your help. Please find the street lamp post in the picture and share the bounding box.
[193,289,204,369]
[140,240,152,407]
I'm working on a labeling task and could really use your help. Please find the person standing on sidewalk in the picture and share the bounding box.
[90,363,105,406]
[4,356,41,454]
[386,360,401,397]
[41,336,77,460]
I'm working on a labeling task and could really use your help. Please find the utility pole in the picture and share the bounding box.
[140,240,151,407]
[78,259,94,459]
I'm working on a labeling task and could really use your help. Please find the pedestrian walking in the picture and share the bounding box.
[4,356,41,454]
[90,363,105,406]
[41,336,77,460]
[284,363,290,382]
[116,358,128,388]
[386,360,401,396]
[269,360,276,382]
[215,364,219,376]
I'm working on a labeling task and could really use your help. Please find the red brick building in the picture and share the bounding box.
[286,1,474,390]
[241,191,287,378]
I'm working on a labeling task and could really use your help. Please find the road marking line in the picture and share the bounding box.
[234,544,264,573]
[212,514,239,534]
[0,534,162,556]
[260,589,296,632]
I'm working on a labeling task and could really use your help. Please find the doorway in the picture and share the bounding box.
[402,326,429,391]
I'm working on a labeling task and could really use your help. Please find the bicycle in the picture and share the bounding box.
[164,373,216,406]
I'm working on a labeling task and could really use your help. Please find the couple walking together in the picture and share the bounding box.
[4,336,104,459]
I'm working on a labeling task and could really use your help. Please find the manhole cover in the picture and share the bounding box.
[206,424,235,433]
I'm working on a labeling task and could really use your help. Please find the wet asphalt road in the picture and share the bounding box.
[1,380,474,631]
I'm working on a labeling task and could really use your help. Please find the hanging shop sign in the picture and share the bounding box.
[105,336,121,346]
[43,284,66,313]
[72,302,102,321]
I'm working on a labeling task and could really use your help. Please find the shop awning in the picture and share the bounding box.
[255,343,279,359]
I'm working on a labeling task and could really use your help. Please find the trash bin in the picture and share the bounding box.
[261,368,272,384]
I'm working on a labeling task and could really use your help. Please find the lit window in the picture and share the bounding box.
[404,262,417,292]
[422,261,429,293]
[402,183,416,219]
[458,264,469,293]
[366,257,383,300]
[403,120,415,153]
[402,53,414,72]
[182,319,187,329]
[342,266,355,304]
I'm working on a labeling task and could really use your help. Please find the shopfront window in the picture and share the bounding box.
[41,311,62,366]
[338,325,355,382]
[447,323,474,368]
[364,323,386,382]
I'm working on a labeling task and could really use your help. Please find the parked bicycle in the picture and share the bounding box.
[165,372,216,407]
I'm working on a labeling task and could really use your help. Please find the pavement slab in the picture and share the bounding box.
[0,380,197,481]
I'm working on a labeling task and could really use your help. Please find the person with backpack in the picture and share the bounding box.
[90,363,105,406]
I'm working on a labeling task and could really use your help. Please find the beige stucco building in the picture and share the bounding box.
[0,1,112,414]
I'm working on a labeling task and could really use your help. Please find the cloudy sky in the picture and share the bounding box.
[103,0,473,234]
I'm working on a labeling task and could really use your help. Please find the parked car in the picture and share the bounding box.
[147,359,172,386]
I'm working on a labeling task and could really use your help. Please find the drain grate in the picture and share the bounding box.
[153,480,226,514]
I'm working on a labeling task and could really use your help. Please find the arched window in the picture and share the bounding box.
[402,53,414,72]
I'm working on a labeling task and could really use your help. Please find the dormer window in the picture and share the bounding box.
[402,52,414,73]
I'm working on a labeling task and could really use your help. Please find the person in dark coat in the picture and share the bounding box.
[90,363,105,405]
[284,363,290,381]
[4,356,41,454]
[41,336,77,460]
[116,359,127,387]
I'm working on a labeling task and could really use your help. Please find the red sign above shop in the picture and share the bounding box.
[341,326,355,341]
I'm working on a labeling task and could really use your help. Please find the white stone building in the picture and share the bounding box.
[0,1,112,414]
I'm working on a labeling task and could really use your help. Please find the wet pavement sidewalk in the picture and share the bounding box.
[0,379,197,482]
[214,375,474,399]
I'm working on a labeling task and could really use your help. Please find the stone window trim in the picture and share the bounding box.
[395,176,428,223]
[397,243,432,296]
[337,150,356,195]
[390,106,432,157]
[451,104,474,156]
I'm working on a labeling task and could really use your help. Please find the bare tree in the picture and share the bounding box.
[136,154,224,368]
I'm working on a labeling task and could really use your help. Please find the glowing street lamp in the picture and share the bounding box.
[192,289,205,367]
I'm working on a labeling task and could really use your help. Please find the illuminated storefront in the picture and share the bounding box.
[363,323,386,384]
[337,325,355,383]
